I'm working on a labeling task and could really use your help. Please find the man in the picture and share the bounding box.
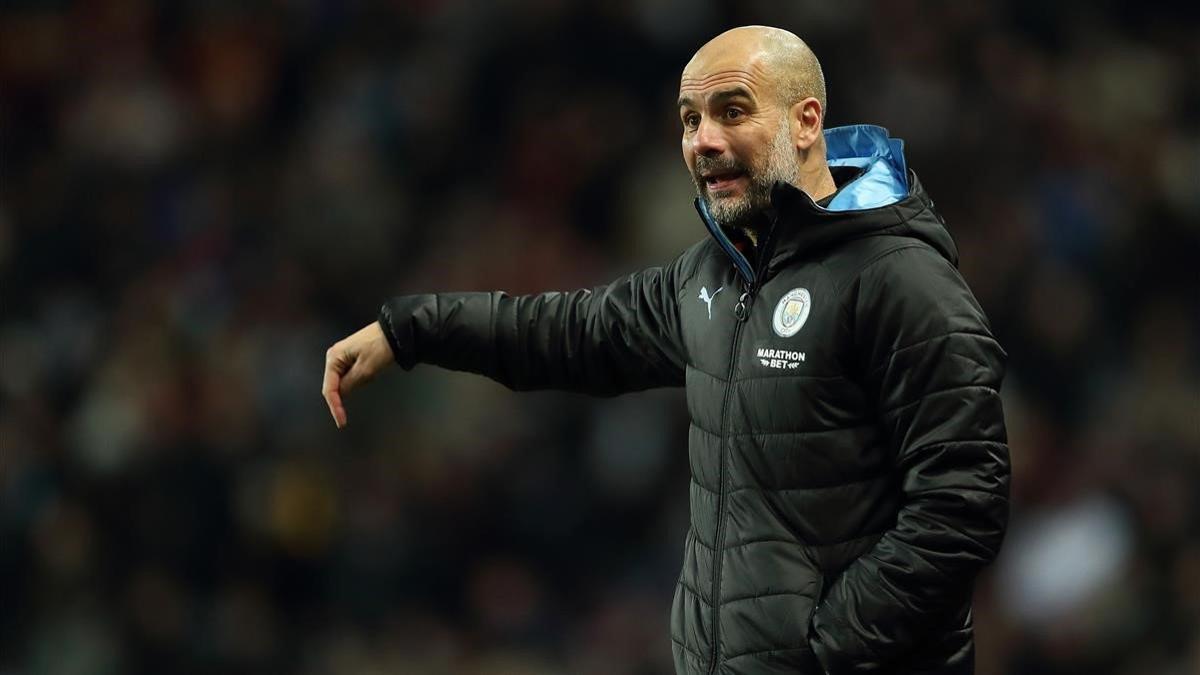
[322,26,1010,675]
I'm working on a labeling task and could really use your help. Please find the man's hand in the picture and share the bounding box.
[322,321,395,429]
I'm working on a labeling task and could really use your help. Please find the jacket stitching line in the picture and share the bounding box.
[712,537,803,550]
[904,483,1008,499]
[688,366,853,385]
[730,425,876,437]
[688,422,722,437]
[689,422,874,439]
[723,646,814,661]
[896,506,1003,561]
[688,478,719,497]
[690,473,890,497]
[722,528,890,551]
[670,637,709,664]
[689,476,885,498]
[902,439,1008,453]
[729,372,853,383]
[686,364,731,383]
[720,589,814,604]
[688,527,889,552]
[870,331,1001,375]
[880,383,999,416]
[677,578,711,605]
[725,476,891,495]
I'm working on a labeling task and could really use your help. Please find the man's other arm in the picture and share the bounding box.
[808,245,1011,673]
[375,246,697,396]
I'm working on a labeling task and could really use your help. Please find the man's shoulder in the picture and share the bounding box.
[833,238,988,332]
[817,234,948,293]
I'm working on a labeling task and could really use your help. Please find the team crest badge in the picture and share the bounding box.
[772,288,812,338]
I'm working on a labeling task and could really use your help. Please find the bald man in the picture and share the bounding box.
[323,26,1010,675]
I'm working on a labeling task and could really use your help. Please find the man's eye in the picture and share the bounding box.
[684,113,700,129]
[725,108,743,120]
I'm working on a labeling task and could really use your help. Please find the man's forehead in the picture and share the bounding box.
[682,48,770,92]
[679,68,768,104]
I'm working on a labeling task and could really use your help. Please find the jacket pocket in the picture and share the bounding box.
[804,573,830,675]
[806,572,827,633]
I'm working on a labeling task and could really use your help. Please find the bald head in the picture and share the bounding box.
[678,26,837,232]
[684,26,826,118]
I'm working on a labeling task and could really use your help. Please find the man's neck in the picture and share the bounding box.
[741,165,837,247]
[802,163,838,204]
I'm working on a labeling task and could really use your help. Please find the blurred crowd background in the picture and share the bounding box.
[2,0,1198,673]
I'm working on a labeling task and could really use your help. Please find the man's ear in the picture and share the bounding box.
[790,97,824,151]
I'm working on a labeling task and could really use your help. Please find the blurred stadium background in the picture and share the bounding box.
[1,1,1198,673]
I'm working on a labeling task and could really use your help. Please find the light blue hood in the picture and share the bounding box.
[694,123,954,289]
[822,124,910,211]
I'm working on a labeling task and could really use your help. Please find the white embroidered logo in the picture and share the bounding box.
[757,347,806,370]
[698,285,723,320]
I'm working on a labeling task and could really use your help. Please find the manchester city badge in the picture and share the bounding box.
[772,287,812,338]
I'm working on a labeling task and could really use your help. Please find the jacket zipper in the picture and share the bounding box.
[707,288,745,674]
[694,199,780,673]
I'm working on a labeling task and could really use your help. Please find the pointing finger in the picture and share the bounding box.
[323,349,348,429]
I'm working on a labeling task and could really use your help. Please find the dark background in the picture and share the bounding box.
[1,1,1198,673]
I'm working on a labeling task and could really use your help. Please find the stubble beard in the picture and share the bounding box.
[693,120,802,232]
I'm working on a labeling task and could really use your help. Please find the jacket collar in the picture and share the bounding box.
[695,125,942,288]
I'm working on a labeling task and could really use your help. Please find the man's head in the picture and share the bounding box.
[679,26,829,230]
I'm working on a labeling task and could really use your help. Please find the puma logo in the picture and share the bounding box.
[698,285,723,320]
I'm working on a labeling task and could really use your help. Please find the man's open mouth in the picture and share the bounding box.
[704,171,746,192]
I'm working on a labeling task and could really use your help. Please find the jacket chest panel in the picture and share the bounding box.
[728,269,869,430]
[681,259,869,436]
[738,268,845,381]
[681,260,849,378]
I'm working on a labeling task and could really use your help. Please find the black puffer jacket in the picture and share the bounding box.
[378,126,1010,674]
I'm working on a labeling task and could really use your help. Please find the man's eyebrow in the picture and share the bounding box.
[677,86,755,109]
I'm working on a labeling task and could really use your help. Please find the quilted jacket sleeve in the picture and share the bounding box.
[808,244,1011,673]
[375,248,694,396]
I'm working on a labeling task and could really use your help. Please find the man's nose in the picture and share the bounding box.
[693,117,728,157]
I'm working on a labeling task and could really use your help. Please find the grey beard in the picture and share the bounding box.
[694,122,801,233]
[703,176,775,231]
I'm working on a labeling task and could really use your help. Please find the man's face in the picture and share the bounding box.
[679,61,801,230]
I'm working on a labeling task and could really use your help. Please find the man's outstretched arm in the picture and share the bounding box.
[323,244,699,428]
[807,245,1011,673]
